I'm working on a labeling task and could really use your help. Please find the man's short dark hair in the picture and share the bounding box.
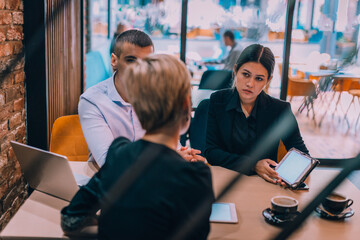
[113,29,154,56]
[223,30,235,41]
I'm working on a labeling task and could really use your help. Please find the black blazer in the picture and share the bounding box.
[204,88,309,174]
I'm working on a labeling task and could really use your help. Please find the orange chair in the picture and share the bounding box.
[287,78,317,124]
[278,63,304,81]
[287,78,316,101]
[330,78,354,118]
[277,140,287,162]
[295,70,305,79]
[50,115,89,161]
[309,74,321,82]
[344,80,360,130]
[278,63,317,124]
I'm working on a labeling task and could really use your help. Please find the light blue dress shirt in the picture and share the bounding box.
[78,74,145,167]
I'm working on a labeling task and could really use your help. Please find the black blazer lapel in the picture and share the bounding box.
[219,107,235,152]
[255,91,280,160]
[214,90,237,152]
[256,91,273,139]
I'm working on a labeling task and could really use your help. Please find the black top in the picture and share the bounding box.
[230,90,258,155]
[205,89,309,174]
[61,137,214,240]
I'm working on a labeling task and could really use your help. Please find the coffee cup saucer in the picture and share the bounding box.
[262,208,300,227]
[315,205,354,220]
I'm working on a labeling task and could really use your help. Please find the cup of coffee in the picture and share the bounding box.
[322,193,353,215]
[271,196,299,215]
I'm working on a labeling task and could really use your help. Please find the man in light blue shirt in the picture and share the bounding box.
[79,30,203,167]
[79,74,145,166]
[79,30,153,167]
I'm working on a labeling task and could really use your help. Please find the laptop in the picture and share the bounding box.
[10,141,90,202]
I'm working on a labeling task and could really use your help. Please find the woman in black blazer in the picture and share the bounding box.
[205,44,309,184]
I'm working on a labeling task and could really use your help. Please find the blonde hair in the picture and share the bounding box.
[123,54,191,133]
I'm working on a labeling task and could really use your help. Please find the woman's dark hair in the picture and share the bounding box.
[234,44,275,80]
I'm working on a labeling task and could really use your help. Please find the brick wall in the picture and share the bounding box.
[0,0,27,230]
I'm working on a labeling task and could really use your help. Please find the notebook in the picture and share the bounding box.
[10,141,90,202]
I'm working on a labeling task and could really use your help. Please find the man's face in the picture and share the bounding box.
[223,36,232,46]
[111,42,154,74]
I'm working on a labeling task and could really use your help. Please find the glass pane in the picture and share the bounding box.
[91,0,109,49]
[288,0,360,154]
[312,0,325,28]
[86,0,182,89]
[84,0,360,158]
[186,0,287,96]
[91,0,181,54]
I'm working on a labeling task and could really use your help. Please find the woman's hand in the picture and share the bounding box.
[255,159,285,186]
[178,146,206,162]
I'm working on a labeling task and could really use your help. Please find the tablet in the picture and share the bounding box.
[275,148,319,189]
[209,203,238,223]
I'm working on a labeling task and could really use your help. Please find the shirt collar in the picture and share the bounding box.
[108,71,131,106]
[226,89,240,111]
[249,97,258,119]
[226,88,258,119]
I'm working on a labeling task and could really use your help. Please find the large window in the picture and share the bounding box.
[84,0,360,157]
[86,0,182,83]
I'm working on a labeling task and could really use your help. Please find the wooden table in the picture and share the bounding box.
[1,163,359,239]
[318,74,360,127]
[209,166,360,240]
[333,73,360,79]
[306,70,337,78]
[1,162,97,239]
[296,70,360,127]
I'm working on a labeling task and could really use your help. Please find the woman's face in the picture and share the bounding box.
[235,62,271,105]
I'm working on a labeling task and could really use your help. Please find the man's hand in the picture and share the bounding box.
[178,146,206,162]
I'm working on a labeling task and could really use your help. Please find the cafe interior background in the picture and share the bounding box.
[0,0,360,231]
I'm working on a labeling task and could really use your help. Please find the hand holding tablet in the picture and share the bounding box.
[275,148,319,189]
[255,159,282,184]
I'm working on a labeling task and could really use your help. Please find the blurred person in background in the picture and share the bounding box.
[109,22,130,55]
[205,30,242,70]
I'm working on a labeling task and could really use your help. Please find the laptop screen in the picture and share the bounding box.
[11,141,81,202]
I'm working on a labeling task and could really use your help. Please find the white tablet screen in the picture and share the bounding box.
[209,203,237,223]
[276,151,311,184]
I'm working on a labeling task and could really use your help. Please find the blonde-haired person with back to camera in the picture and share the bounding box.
[205,44,309,184]
[61,54,215,239]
